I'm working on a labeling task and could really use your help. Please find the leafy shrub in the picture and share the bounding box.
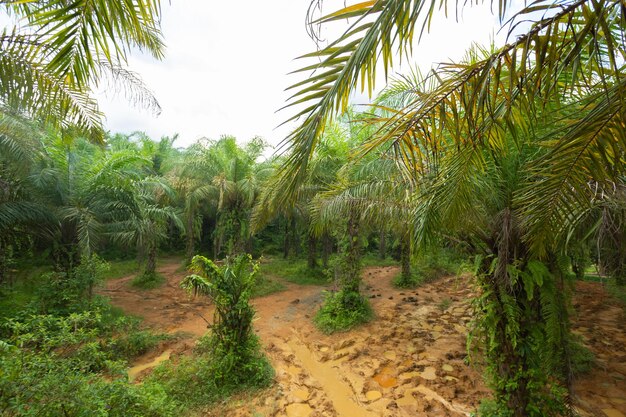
[150,334,273,409]
[314,289,373,334]
[0,348,177,417]
[170,254,274,407]
[32,254,109,314]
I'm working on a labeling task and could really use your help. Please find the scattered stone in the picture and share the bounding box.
[442,364,454,373]
[383,351,397,361]
[399,371,420,381]
[444,375,459,382]
[365,390,383,402]
[319,346,329,353]
[293,389,310,402]
[396,394,417,407]
[420,366,437,380]
[373,367,398,388]
[286,403,313,417]
[336,339,355,350]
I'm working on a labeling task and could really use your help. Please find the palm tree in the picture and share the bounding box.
[184,136,269,257]
[0,1,164,141]
[0,113,51,283]
[30,136,146,272]
[278,2,625,414]
[109,177,183,279]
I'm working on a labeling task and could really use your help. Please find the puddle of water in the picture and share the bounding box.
[128,349,172,381]
[373,366,398,388]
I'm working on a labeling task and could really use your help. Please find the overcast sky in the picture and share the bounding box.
[95,1,509,149]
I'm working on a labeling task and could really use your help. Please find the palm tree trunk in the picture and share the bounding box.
[186,211,195,262]
[307,233,318,269]
[379,230,386,259]
[342,205,361,293]
[400,233,411,284]
[322,232,332,268]
[145,243,157,276]
[0,239,7,286]
[291,216,299,257]
[283,218,290,259]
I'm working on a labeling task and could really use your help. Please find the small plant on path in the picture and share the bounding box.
[177,254,273,394]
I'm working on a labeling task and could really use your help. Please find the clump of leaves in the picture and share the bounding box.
[314,289,373,334]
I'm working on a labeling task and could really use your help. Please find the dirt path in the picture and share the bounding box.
[102,262,626,417]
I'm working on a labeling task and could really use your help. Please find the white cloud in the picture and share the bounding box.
[95,0,514,149]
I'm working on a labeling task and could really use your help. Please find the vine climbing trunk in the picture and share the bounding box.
[342,205,361,294]
[186,212,195,262]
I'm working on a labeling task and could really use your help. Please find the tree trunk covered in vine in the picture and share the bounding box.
[341,206,361,294]
[185,211,195,262]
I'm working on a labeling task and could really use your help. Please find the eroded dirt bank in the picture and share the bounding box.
[102,262,626,417]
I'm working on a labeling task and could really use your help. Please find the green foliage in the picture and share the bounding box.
[131,272,166,289]
[314,290,373,334]
[178,254,274,403]
[0,302,173,416]
[251,273,286,297]
[469,258,572,416]
[361,254,399,268]
[32,254,110,314]
[106,258,141,280]
[0,349,177,417]
[260,257,328,286]
[149,334,273,410]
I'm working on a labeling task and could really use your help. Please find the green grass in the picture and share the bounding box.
[107,258,141,280]
[361,254,400,267]
[251,275,285,297]
[130,272,166,289]
[259,257,328,286]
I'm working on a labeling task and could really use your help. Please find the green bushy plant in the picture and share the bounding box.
[32,254,109,314]
[314,289,373,334]
[0,348,177,417]
[169,254,274,407]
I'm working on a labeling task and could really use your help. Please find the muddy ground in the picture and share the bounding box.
[102,261,626,417]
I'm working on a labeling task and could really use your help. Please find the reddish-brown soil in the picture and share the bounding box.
[101,261,626,417]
